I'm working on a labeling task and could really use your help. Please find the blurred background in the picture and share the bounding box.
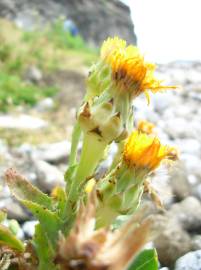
[0,0,201,269]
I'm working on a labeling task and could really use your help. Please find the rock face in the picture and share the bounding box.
[0,0,137,46]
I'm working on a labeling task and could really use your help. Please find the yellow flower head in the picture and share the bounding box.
[123,131,178,172]
[101,37,176,102]
[137,120,156,135]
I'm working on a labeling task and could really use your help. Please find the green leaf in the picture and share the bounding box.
[67,121,82,169]
[128,249,158,270]
[5,169,53,210]
[33,224,58,270]
[64,164,78,188]
[22,201,63,247]
[7,220,21,236]
[5,169,63,247]
[0,224,24,252]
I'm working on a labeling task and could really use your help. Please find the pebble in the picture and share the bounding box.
[34,159,64,192]
[0,198,30,221]
[191,236,201,251]
[0,114,47,129]
[154,214,192,267]
[24,65,43,83]
[22,220,38,238]
[32,140,71,164]
[36,98,54,112]
[174,250,201,270]
[168,197,201,231]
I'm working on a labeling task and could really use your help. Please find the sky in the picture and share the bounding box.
[121,0,200,63]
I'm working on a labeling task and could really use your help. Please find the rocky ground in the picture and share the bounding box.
[0,61,201,269]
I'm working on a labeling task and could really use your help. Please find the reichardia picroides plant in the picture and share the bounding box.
[0,36,178,270]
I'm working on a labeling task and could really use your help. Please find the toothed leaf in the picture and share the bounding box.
[34,224,58,270]
[5,169,53,210]
[22,201,62,246]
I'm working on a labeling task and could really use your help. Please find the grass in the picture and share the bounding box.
[0,72,58,111]
[0,18,97,111]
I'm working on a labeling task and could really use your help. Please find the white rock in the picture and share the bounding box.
[34,160,64,191]
[25,66,43,83]
[0,114,47,129]
[192,235,201,250]
[22,220,38,237]
[152,92,177,112]
[0,198,29,220]
[36,98,54,112]
[175,250,201,270]
[33,140,71,163]
[193,184,201,201]
[165,118,198,139]
[168,196,201,231]
[175,139,201,155]
[181,154,201,179]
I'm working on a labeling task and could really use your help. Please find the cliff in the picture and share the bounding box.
[0,0,136,46]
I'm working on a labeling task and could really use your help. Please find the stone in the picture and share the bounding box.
[169,162,191,200]
[34,160,64,192]
[152,92,177,112]
[175,139,201,156]
[24,65,43,83]
[0,198,30,221]
[165,118,192,139]
[32,140,71,163]
[191,235,201,251]
[0,114,47,129]
[174,250,201,270]
[168,197,201,232]
[151,171,174,207]
[181,154,201,180]
[154,214,192,267]
[193,184,201,201]
[36,98,54,112]
[22,220,38,238]
[0,186,11,199]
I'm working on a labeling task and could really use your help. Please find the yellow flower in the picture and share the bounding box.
[137,119,155,135]
[123,131,177,172]
[101,37,176,102]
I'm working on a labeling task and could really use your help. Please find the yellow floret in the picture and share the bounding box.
[123,131,177,172]
[101,37,176,102]
[137,120,155,135]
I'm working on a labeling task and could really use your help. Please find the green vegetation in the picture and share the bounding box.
[0,72,57,111]
[0,18,97,111]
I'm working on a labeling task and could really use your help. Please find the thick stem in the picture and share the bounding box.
[65,133,107,220]
[68,121,82,167]
[75,133,107,184]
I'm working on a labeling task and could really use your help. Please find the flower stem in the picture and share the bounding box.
[68,121,81,167]
[65,133,107,220]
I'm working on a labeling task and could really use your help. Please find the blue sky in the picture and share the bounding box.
[121,0,201,63]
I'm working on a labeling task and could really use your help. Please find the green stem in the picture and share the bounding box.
[65,133,107,220]
[68,121,82,167]
[75,133,107,184]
